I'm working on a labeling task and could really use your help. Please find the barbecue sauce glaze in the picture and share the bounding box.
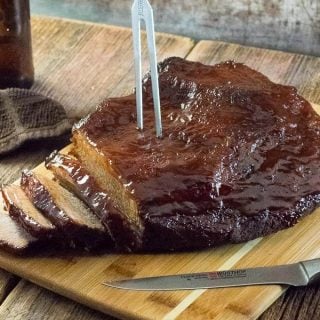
[74,58,320,250]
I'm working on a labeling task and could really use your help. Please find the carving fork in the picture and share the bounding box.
[131,0,162,137]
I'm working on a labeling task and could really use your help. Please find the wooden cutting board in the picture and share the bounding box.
[0,16,320,320]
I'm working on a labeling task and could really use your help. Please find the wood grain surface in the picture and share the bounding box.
[30,0,320,56]
[0,270,19,305]
[0,15,319,320]
[0,280,114,320]
[30,17,194,120]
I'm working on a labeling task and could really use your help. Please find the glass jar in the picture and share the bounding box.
[0,0,34,89]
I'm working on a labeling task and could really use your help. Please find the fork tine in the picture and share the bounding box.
[144,0,162,137]
[131,0,162,137]
[132,1,143,130]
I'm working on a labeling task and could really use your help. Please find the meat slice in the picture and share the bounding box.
[72,57,320,251]
[20,170,113,249]
[2,185,57,239]
[0,194,38,254]
[45,151,142,251]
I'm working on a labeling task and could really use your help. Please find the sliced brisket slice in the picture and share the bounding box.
[45,151,142,251]
[1,185,57,240]
[20,170,113,250]
[0,194,38,254]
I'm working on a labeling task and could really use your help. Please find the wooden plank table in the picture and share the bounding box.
[0,16,319,320]
[30,0,320,56]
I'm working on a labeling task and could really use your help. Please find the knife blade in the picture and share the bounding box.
[103,258,320,291]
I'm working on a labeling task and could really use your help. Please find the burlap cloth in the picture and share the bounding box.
[0,88,71,155]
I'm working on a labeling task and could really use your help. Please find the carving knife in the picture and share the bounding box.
[103,258,320,291]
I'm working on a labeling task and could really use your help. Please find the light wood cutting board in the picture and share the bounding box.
[0,16,319,320]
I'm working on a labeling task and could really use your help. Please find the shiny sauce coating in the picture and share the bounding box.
[76,57,320,224]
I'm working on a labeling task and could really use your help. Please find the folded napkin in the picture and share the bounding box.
[0,88,71,155]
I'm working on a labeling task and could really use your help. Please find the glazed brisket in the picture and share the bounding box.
[20,170,112,249]
[72,57,320,251]
[45,152,141,250]
[0,194,38,254]
[1,57,320,253]
[2,185,57,240]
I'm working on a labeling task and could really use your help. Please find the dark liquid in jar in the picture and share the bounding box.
[0,0,34,89]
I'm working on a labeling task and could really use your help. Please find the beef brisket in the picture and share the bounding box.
[0,194,38,254]
[2,185,57,239]
[1,57,319,253]
[72,57,320,251]
[45,151,142,251]
[20,170,112,249]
